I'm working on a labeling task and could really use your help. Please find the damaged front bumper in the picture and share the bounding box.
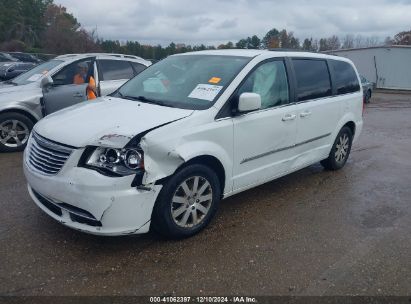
[23,151,162,236]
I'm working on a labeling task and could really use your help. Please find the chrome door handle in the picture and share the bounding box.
[73,92,83,98]
[282,114,297,121]
[300,111,312,118]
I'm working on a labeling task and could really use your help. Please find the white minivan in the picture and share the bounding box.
[23,50,363,238]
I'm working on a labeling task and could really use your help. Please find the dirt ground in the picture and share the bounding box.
[0,91,410,296]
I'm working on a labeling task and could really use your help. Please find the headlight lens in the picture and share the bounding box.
[85,147,143,176]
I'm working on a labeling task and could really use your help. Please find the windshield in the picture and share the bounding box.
[11,60,63,86]
[116,55,251,110]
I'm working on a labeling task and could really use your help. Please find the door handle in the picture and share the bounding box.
[73,92,84,98]
[300,111,312,118]
[282,114,297,121]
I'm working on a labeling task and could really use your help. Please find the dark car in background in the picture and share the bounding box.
[7,52,41,63]
[0,62,36,81]
[0,52,19,62]
[361,75,373,103]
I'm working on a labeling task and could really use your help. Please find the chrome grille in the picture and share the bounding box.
[26,132,73,175]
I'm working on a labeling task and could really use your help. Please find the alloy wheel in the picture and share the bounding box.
[171,176,213,228]
[334,133,349,163]
[0,119,30,148]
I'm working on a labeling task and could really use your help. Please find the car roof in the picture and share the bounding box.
[176,49,348,61]
[55,53,151,65]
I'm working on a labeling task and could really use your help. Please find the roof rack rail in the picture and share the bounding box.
[55,53,147,61]
[268,48,318,53]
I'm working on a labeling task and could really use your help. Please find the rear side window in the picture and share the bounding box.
[99,60,134,80]
[292,59,332,101]
[330,60,360,94]
[130,62,146,75]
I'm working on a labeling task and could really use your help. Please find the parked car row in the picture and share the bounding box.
[0,52,43,81]
[6,52,42,63]
[0,53,151,152]
[0,52,20,62]
[20,50,364,238]
[0,61,37,81]
[361,75,373,103]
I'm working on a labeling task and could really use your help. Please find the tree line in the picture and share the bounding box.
[0,0,99,55]
[1,0,410,60]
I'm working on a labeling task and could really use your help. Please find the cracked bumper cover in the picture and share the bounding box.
[23,156,163,236]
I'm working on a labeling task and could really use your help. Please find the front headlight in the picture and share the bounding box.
[84,147,144,176]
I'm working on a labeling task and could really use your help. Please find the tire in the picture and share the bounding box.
[151,164,221,239]
[365,90,371,104]
[0,112,34,152]
[320,126,353,171]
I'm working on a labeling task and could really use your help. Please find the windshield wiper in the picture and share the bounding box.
[121,94,173,108]
[113,91,123,98]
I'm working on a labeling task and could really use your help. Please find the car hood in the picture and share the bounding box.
[0,81,37,95]
[34,97,194,148]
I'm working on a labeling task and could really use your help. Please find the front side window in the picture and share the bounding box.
[52,58,94,86]
[11,60,63,85]
[99,60,134,81]
[237,60,289,109]
[330,60,360,94]
[292,59,332,102]
[116,55,251,110]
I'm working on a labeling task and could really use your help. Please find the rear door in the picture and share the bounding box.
[96,59,136,95]
[43,57,95,115]
[232,59,297,191]
[291,58,339,168]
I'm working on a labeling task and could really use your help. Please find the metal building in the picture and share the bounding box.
[328,46,411,90]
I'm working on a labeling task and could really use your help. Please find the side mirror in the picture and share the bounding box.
[238,93,261,113]
[40,75,53,88]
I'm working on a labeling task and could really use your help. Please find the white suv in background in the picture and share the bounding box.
[0,53,151,152]
[23,50,363,238]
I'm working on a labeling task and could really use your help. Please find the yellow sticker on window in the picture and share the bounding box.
[208,77,221,84]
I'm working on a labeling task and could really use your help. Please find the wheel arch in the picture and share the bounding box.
[156,154,227,197]
[343,121,356,137]
[0,108,39,124]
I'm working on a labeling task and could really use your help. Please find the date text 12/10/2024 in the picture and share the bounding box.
[149,297,258,303]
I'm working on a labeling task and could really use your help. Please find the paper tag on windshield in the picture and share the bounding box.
[188,84,223,101]
[27,74,43,82]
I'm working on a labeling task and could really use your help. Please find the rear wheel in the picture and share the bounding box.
[321,126,353,171]
[0,112,33,152]
[152,164,221,239]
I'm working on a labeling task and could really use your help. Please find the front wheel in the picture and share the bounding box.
[0,112,33,152]
[151,164,221,239]
[321,126,353,170]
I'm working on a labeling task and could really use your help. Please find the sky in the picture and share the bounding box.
[55,0,411,46]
